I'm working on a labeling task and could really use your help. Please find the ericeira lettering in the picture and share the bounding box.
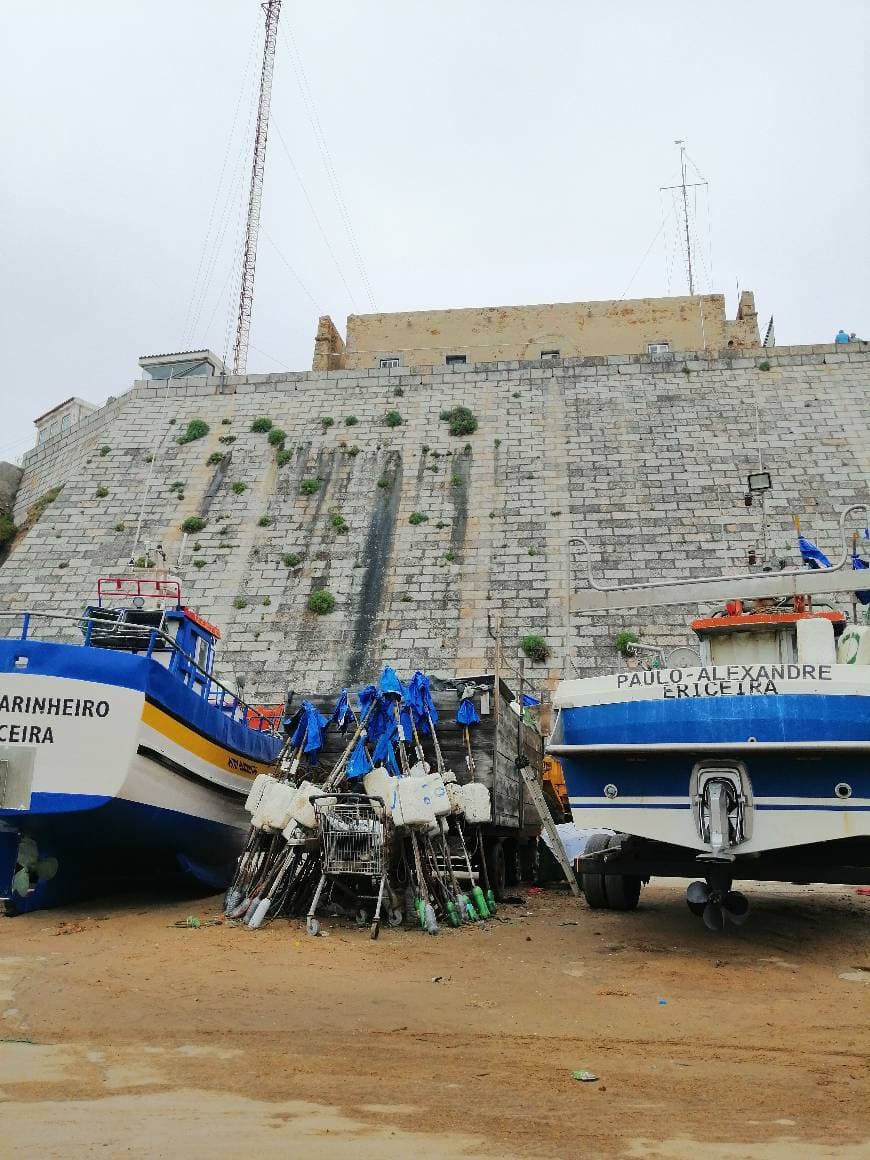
[0,693,111,745]
[616,664,833,700]
[0,723,54,744]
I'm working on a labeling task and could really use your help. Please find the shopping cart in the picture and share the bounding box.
[306,793,388,939]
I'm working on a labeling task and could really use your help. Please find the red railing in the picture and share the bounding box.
[97,577,182,607]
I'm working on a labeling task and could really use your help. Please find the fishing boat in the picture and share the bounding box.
[0,576,283,912]
[548,507,870,927]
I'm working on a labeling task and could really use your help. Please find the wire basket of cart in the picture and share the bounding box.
[306,793,389,939]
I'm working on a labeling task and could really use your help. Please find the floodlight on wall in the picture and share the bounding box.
[747,471,772,493]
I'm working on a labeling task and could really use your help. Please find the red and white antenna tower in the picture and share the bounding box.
[233,0,281,375]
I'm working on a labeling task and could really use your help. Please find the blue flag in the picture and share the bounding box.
[378,666,406,700]
[371,733,401,777]
[456,697,480,726]
[330,689,354,733]
[346,739,372,780]
[408,671,438,732]
[289,701,329,755]
[852,549,870,605]
[798,535,831,570]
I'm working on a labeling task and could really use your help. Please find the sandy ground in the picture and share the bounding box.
[1,880,868,1159]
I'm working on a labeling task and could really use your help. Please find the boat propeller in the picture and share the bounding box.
[686,879,749,931]
[12,837,59,898]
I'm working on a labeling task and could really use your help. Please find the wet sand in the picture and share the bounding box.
[2,881,868,1158]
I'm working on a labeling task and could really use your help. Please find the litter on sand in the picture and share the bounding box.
[572,1070,599,1082]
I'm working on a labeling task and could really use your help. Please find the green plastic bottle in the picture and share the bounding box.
[486,889,497,915]
[446,900,460,927]
[415,897,426,928]
[472,885,490,919]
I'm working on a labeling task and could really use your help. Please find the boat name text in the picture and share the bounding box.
[0,695,111,745]
[617,664,833,699]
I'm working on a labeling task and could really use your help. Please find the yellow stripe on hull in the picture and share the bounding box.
[140,701,274,781]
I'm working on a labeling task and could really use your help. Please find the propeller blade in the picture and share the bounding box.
[16,837,39,869]
[12,868,31,897]
[35,857,58,882]
[703,901,725,932]
[723,890,750,925]
[687,898,707,917]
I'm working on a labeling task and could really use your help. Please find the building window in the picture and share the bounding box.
[445,354,467,366]
[541,350,560,360]
[379,357,400,369]
[647,342,671,355]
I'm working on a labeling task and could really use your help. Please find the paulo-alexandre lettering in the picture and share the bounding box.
[615,664,833,699]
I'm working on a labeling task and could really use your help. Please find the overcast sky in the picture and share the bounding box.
[1,0,867,461]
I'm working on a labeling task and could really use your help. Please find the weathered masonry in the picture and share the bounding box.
[0,344,867,704]
[313,291,760,371]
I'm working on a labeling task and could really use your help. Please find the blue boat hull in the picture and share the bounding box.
[0,638,283,911]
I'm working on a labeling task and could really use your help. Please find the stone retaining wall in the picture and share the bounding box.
[1,345,867,702]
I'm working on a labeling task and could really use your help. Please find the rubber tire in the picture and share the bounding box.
[486,839,507,900]
[602,835,641,910]
[504,838,521,887]
[519,838,540,884]
[581,832,611,909]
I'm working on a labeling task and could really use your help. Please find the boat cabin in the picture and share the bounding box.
[84,576,220,694]
[691,601,850,668]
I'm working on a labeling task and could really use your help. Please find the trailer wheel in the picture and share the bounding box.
[581,832,610,909]
[504,838,521,887]
[604,872,642,910]
[519,838,540,884]
[486,839,507,899]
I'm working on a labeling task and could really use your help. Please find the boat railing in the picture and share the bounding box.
[569,503,869,596]
[0,610,280,736]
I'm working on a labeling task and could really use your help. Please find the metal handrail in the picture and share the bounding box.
[0,610,280,736]
[568,504,869,594]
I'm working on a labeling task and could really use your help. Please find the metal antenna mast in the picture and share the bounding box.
[660,139,706,297]
[233,0,282,375]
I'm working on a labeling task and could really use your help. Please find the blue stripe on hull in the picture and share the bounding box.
[561,694,870,745]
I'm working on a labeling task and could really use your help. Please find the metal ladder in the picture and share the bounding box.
[519,765,581,897]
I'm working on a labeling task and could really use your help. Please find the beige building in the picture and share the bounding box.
[313,291,760,371]
[34,397,97,447]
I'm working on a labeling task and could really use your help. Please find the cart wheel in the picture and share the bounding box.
[370,920,380,940]
[306,917,321,937]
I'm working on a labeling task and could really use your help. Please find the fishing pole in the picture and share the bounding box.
[388,697,438,934]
